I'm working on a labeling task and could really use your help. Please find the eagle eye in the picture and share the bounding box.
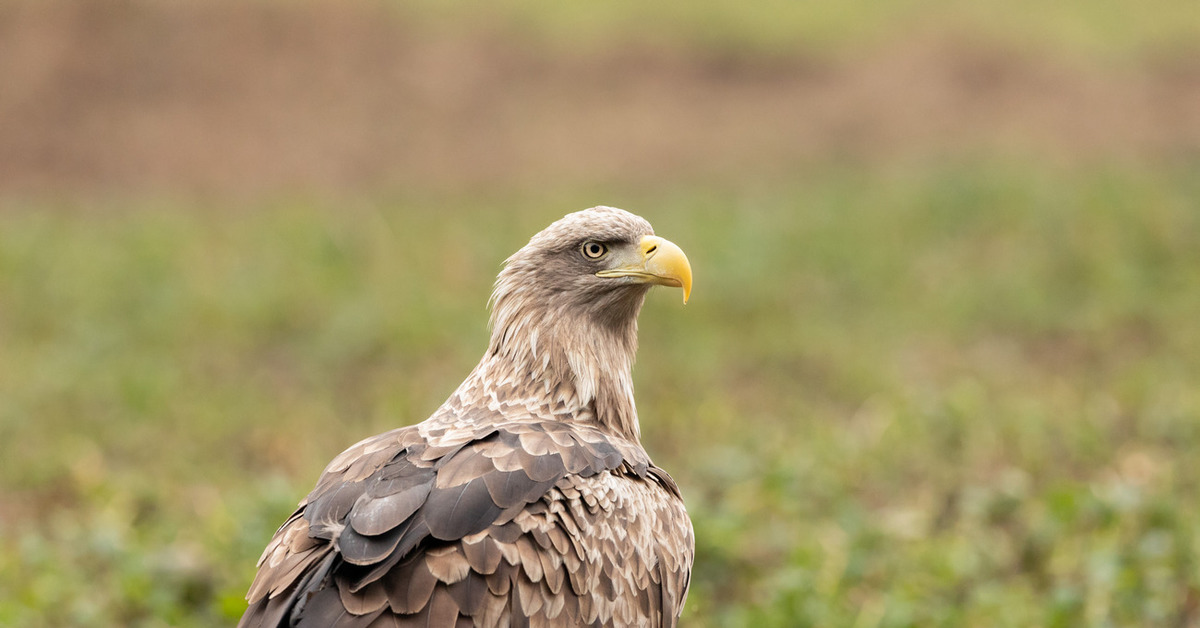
[581,241,608,260]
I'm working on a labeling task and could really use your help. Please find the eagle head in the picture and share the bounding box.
[484,206,692,439]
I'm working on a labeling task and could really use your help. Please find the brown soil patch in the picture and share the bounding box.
[1,2,1197,197]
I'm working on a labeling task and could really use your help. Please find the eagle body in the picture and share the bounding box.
[240,208,694,627]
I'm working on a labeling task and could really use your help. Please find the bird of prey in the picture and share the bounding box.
[240,207,695,627]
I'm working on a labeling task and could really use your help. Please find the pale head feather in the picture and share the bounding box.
[480,206,657,441]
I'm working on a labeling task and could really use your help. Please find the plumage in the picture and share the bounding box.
[240,207,695,627]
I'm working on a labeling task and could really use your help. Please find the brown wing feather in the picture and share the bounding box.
[240,420,691,628]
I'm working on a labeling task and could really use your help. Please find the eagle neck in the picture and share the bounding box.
[478,298,644,443]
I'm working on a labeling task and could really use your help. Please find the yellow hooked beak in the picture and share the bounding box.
[595,235,693,304]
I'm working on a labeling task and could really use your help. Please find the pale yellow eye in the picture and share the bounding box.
[581,241,608,259]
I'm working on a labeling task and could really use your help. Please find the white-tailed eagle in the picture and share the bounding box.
[239,207,695,627]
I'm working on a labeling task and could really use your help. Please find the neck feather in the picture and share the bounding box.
[467,284,646,442]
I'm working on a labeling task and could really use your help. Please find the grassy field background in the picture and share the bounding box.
[2,2,1199,626]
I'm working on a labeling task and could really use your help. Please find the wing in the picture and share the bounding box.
[239,420,691,627]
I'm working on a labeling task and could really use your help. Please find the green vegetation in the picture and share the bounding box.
[407,0,1200,56]
[2,161,1198,626]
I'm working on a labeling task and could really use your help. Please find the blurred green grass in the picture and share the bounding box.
[409,0,1200,56]
[2,161,1199,626]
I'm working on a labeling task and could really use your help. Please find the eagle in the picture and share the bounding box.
[239,207,695,627]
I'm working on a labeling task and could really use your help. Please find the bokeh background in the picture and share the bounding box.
[2,1,1199,626]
